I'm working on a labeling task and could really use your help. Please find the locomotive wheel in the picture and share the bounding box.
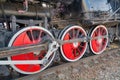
[89,25,108,54]
[59,25,88,62]
[8,26,55,74]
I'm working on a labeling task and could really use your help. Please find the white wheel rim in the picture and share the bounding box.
[59,25,88,62]
[8,26,55,74]
[90,25,108,54]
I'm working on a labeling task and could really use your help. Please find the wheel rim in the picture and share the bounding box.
[8,26,55,74]
[60,25,87,62]
[90,25,108,54]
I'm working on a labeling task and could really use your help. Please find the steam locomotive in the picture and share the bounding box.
[0,0,120,77]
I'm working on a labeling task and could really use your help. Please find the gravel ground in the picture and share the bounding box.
[17,48,120,80]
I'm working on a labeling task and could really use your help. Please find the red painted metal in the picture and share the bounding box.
[90,25,108,54]
[11,29,46,73]
[61,26,87,61]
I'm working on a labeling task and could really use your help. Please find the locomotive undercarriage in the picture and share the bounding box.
[0,0,120,79]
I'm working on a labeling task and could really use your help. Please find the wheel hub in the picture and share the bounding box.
[73,42,79,48]
[97,36,102,44]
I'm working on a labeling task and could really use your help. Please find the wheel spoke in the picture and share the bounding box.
[102,39,107,44]
[79,44,85,48]
[98,43,102,52]
[98,27,101,35]
[103,30,106,35]
[30,30,36,43]
[77,48,81,55]
[101,28,104,35]
[72,28,76,38]
[73,49,77,57]
[23,32,33,44]
[94,29,98,36]
[75,29,80,38]
[79,32,85,38]
[67,32,72,39]
[38,31,43,40]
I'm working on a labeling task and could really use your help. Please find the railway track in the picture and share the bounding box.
[15,42,120,80]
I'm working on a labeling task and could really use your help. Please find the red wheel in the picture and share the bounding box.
[8,26,55,74]
[59,25,88,62]
[90,25,108,54]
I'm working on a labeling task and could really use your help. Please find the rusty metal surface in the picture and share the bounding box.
[0,43,48,58]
